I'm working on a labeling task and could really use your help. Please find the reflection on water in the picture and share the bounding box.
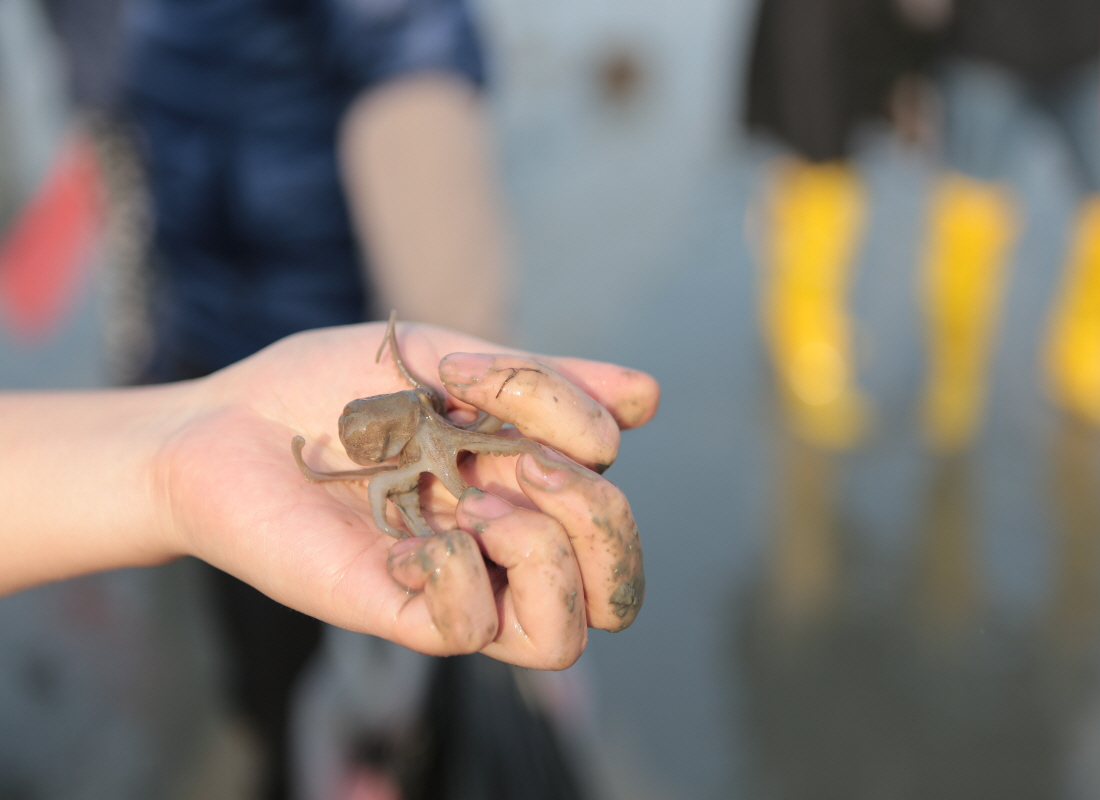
[1047,417,1100,661]
[762,435,842,636]
[734,420,1100,799]
[911,455,981,646]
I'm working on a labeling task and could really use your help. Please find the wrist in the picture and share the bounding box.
[141,376,222,566]
[0,380,210,594]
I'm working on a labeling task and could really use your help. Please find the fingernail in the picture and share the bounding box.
[541,447,607,477]
[387,536,434,592]
[461,487,514,520]
[439,353,494,388]
[521,451,574,491]
[541,447,577,467]
[388,536,422,560]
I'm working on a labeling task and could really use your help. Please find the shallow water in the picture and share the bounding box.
[488,5,1100,794]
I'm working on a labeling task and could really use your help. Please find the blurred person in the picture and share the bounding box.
[918,0,1100,449]
[293,633,594,800]
[118,1,517,796]
[35,0,156,383]
[0,319,657,794]
[745,0,1100,453]
[124,0,509,380]
[0,5,205,800]
[743,0,935,449]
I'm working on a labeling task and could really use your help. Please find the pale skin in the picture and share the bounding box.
[342,73,512,342]
[0,321,659,670]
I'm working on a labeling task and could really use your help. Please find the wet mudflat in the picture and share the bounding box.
[512,124,1100,799]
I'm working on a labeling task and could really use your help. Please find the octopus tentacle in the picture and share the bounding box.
[376,310,446,414]
[457,434,544,460]
[390,486,435,538]
[460,411,504,434]
[292,436,397,483]
[367,464,424,539]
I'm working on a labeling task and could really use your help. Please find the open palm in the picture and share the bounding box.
[154,321,659,669]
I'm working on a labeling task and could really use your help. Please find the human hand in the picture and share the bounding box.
[155,321,658,669]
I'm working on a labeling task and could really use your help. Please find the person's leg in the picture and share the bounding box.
[208,568,323,800]
[937,59,1028,184]
[759,157,870,448]
[1045,61,1100,195]
[291,630,431,800]
[919,173,1017,451]
[1041,62,1100,423]
[1043,196,1100,424]
[920,60,1023,451]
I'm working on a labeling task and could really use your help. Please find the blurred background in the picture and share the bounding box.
[2,0,1100,798]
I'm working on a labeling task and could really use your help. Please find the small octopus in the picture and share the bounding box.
[292,312,555,539]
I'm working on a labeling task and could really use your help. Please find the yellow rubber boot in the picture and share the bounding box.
[760,159,869,449]
[1044,195,1100,425]
[920,173,1016,453]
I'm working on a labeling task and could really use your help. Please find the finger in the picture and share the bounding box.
[386,323,659,432]
[385,530,498,655]
[439,353,622,471]
[538,356,661,430]
[455,489,588,670]
[515,451,644,631]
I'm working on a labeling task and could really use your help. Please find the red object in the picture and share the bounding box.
[0,134,105,339]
